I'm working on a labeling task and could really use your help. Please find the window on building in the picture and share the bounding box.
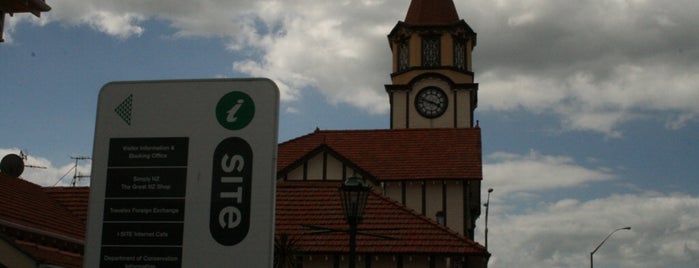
[453,38,467,70]
[422,36,440,67]
[398,40,409,71]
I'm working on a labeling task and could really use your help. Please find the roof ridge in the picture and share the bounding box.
[280,127,480,143]
[278,129,322,146]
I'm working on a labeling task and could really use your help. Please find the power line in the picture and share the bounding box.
[52,165,76,187]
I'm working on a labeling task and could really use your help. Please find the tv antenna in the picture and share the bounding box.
[20,150,47,169]
[70,156,91,186]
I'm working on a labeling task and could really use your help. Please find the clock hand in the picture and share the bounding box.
[424,98,440,107]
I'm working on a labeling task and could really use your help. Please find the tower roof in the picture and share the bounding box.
[404,0,460,25]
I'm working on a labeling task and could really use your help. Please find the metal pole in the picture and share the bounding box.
[590,227,631,268]
[484,188,493,250]
[484,188,493,268]
[348,219,357,268]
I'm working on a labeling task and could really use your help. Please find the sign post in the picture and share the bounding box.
[85,79,279,267]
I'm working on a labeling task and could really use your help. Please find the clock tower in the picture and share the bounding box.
[385,0,478,129]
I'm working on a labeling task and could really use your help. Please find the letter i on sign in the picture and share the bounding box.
[216,91,255,131]
[226,99,244,123]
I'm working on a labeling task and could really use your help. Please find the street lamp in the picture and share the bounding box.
[339,176,371,268]
[590,226,631,268]
[484,188,493,250]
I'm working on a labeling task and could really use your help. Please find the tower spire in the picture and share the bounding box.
[405,0,460,25]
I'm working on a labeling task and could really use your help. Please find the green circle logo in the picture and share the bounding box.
[216,91,255,130]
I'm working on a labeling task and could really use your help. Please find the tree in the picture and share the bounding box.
[274,233,301,268]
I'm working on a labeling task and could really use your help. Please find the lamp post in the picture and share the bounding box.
[484,188,493,250]
[339,176,371,268]
[590,226,631,268]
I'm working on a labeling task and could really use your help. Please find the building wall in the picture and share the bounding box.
[0,239,36,268]
[403,255,429,268]
[327,155,344,180]
[307,153,325,179]
[282,152,352,181]
[394,32,471,72]
[388,31,476,130]
[446,181,464,231]
[287,164,305,181]
[389,78,474,129]
[299,254,485,268]
[410,78,453,129]
[390,91,408,130]
[383,180,479,237]
[454,88,473,128]
[424,181,442,221]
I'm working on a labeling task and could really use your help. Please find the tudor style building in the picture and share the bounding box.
[275,0,488,267]
[279,0,481,238]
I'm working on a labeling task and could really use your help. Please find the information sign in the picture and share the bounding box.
[84,79,279,267]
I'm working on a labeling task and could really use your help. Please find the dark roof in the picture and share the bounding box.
[43,186,90,222]
[0,173,84,267]
[275,181,487,255]
[278,128,482,180]
[13,240,83,268]
[0,174,84,240]
[405,0,460,25]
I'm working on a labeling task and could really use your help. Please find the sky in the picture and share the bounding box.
[1,0,698,267]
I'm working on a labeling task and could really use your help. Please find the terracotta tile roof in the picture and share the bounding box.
[278,128,482,180]
[13,240,83,268]
[31,182,486,257]
[405,0,460,25]
[0,174,85,240]
[43,186,90,222]
[276,181,487,255]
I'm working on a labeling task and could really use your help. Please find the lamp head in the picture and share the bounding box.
[339,176,371,225]
[344,175,368,188]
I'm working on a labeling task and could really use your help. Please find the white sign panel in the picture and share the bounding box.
[84,79,279,267]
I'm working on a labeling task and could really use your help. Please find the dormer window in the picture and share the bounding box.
[422,36,440,67]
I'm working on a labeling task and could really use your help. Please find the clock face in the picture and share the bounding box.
[415,87,448,118]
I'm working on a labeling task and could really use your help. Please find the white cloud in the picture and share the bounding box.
[80,11,144,39]
[479,61,699,137]
[478,148,699,267]
[477,193,699,268]
[229,0,395,114]
[0,148,91,187]
[467,0,699,136]
[484,150,616,198]
[29,0,397,115]
[16,0,699,133]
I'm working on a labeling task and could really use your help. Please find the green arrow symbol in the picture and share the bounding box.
[114,94,133,125]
